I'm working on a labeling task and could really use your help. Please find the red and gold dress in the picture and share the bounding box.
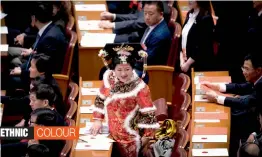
[93,70,160,157]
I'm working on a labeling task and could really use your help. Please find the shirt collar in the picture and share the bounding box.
[254,75,262,85]
[149,17,164,30]
[38,21,52,37]
[258,10,262,16]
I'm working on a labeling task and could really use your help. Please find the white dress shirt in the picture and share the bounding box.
[181,9,199,49]
[38,21,52,37]
[141,18,164,44]
[258,10,262,17]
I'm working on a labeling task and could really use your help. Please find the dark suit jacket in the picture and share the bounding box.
[224,77,262,115]
[183,11,214,71]
[142,19,171,66]
[21,23,68,74]
[248,12,262,55]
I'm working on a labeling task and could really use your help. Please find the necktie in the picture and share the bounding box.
[141,27,150,44]
[26,34,41,70]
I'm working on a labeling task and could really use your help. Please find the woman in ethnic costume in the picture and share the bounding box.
[90,43,160,157]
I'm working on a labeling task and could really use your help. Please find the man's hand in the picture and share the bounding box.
[203,90,218,103]
[10,67,21,75]
[98,21,114,29]
[21,48,35,57]
[100,11,114,20]
[15,33,26,46]
[201,82,221,91]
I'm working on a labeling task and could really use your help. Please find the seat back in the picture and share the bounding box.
[167,21,182,68]
[146,66,174,103]
[62,30,77,76]
[60,118,75,157]
[171,148,187,157]
[174,128,189,149]
[68,82,79,101]
[53,74,70,101]
[153,98,168,121]
[66,14,75,31]
[174,110,190,130]
[173,73,190,94]
[66,99,77,119]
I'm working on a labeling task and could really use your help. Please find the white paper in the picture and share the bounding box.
[192,148,228,156]
[0,44,8,52]
[192,135,227,143]
[80,105,94,113]
[194,119,220,123]
[0,12,7,20]
[79,127,110,136]
[75,142,112,150]
[79,135,114,143]
[78,20,103,30]
[81,88,99,95]
[0,26,8,34]
[75,4,106,11]
[195,95,209,102]
[80,33,116,47]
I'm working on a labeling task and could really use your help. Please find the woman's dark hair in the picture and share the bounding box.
[27,144,50,157]
[32,54,52,77]
[196,1,212,16]
[189,1,212,16]
[52,1,70,25]
[110,55,136,70]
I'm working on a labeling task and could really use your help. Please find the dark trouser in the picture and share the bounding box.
[229,112,260,157]
[1,142,28,157]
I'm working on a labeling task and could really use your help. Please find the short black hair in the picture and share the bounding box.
[144,1,164,13]
[30,84,56,106]
[31,2,53,23]
[32,54,52,75]
[244,54,262,69]
[27,144,50,157]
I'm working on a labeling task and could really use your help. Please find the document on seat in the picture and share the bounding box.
[194,76,231,84]
[195,95,209,102]
[192,135,227,143]
[81,88,99,95]
[78,20,103,30]
[194,127,228,135]
[192,148,229,156]
[0,44,8,52]
[80,33,116,47]
[0,12,7,20]
[80,105,94,114]
[194,119,220,123]
[195,112,228,120]
[0,26,8,34]
[79,135,114,143]
[75,142,112,150]
[75,4,106,11]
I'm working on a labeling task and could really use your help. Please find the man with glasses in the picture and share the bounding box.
[202,53,262,156]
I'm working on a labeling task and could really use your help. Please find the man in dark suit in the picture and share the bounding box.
[203,53,262,157]
[140,1,171,66]
[99,1,171,43]
[8,2,67,74]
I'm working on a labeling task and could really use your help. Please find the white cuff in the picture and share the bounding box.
[113,14,116,21]
[219,84,226,92]
[112,22,115,29]
[217,95,226,104]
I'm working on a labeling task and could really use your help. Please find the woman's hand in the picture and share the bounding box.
[89,120,102,136]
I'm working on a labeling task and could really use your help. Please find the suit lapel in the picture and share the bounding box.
[145,20,164,44]
[35,23,55,49]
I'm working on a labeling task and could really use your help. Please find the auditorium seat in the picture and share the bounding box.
[61,118,75,157]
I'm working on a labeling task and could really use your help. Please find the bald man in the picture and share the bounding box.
[238,143,260,157]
